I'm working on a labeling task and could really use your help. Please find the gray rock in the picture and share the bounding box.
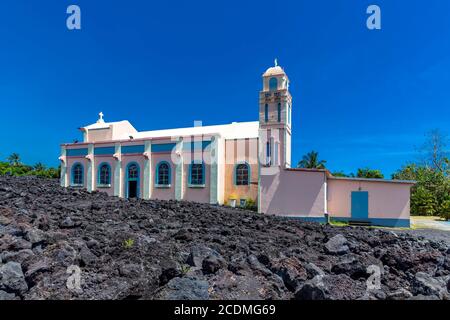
[247,255,273,277]
[0,216,11,226]
[25,229,46,245]
[159,264,182,285]
[270,257,307,292]
[8,238,32,251]
[325,234,349,255]
[295,274,367,300]
[387,288,413,300]
[0,290,18,300]
[119,263,142,277]
[86,239,99,249]
[202,254,227,275]
[80,246,97,266]
[305,263,325,278]
[187,245,220,268]
[412,272,449,299]
[331,254,366,279]
[60,217,75,228]
[54,243,77,267]
[295,275,326,300]
[1,249,34,264]
[154,277,209,300]
[24,260,51,278]
[0,262,28,294]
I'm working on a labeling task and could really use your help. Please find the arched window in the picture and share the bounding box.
[128,164,139,180]
[156,162,171,186]
[264,104,269,122]
[269,77,278,91]
[266,141,272,166]
[71,163,83,186]
[98,163,111,185]
[189,162,205,186]
[277,103,281,122]
[235,163,250,186]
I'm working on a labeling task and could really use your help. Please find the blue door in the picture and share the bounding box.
[351,191,369,220]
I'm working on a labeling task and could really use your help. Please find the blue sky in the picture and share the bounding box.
[0,0,449,176]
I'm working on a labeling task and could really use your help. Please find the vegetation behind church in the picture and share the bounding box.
[0,153,59,179]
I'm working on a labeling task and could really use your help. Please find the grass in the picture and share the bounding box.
[329,219,349,227]
[123,238,135,249]
[411,216,445,222]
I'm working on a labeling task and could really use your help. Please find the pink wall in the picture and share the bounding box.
[66,157,88,187]
[87,128,112,143]
[93,157,115,196]
[224,139,259,204]
[260,169,327,217]
[182,151,210,203]
[151,153,176,200]
[327,178,412,219]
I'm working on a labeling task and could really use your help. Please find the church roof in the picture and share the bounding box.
[134,121,260,140]
[82,120,131,131]
[263,65,285,76]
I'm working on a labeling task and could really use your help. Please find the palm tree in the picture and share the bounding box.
[33,162,47,172]
[7,153,21,166]
[297,151,326,169]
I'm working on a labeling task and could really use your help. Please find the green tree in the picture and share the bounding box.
[7,153,21,166]
[1,156,60,179]
[332,171,349,177]
[411,186,437,216]
[33,162,47,172]
[297,151,326,169]
[392,163,449,218]
[356,168,384,179]
[440,199,450,220]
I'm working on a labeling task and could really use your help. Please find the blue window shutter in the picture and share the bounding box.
[265,104,268,122]
[188,163,192,185]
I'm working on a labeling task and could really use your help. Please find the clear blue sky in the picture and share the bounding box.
[0,0,449,176]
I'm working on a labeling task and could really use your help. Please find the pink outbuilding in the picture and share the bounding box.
[60,63,414,227]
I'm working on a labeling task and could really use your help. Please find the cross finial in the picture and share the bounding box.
[274,58,278,67]
[98,112,105,123]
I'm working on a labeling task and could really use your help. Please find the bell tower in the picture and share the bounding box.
[259,60,292,168]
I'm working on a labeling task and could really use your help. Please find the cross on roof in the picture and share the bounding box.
[97,112,105,123]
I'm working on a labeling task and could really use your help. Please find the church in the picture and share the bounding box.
[59,63,414,227]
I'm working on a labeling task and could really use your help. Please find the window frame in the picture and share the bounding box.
[97,162,111,187]
[234,162,250,186]
[155,161,171,188]
[188,161,205,188]
[71,163,84,187]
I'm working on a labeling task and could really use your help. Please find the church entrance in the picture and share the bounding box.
[126,163,140,198]
[128,180,138,198]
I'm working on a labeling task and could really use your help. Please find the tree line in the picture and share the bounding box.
[0,153,60,179]
[297,129,449,220]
